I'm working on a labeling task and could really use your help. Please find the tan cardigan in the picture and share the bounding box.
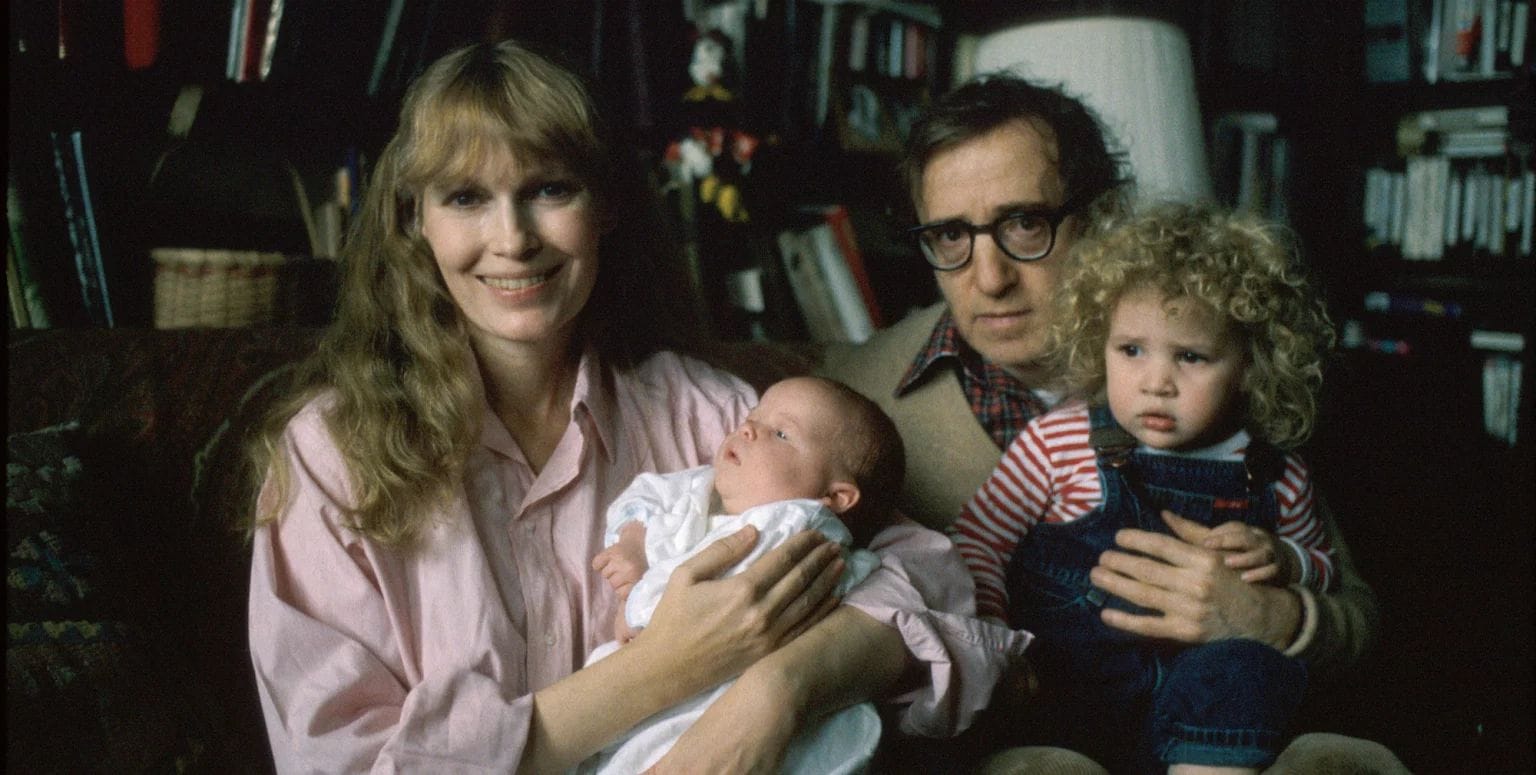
[820,302,1379,680]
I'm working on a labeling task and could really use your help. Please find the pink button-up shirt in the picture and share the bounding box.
[250,350,1028,773]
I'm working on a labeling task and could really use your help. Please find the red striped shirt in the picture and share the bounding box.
[951,403,1335,619]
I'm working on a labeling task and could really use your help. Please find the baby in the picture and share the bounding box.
[950,201,1339,774]
[579,375,905,775]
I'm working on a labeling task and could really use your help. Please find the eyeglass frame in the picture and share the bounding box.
[906,188,1101,271]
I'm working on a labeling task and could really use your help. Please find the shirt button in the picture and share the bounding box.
[544,632,556,646]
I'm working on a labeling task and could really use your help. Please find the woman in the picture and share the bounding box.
[246,40,1026,772]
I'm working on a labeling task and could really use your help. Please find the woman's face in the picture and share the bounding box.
[420,146,602,354]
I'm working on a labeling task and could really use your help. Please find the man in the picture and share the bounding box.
[822,75,1405,774]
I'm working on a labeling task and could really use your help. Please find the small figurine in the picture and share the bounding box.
[663,28,760,224]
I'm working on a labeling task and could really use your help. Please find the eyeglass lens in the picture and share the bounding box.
[919,213,1053,268]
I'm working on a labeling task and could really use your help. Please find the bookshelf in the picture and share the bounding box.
[1189,2,1534,772]
[6,1,948,341]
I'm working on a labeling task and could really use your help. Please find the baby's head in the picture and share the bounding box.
[714,376,905,533]
[1052,201,1336,450]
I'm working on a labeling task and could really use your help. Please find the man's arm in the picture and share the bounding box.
[1090,495,1378,679]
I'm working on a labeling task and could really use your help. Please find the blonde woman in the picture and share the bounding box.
[245,40,1026,773]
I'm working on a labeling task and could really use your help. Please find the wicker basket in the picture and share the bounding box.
[152,248,288,328]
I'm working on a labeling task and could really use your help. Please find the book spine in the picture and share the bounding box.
[123,0,161,70]
[806,222,874,343]
[822,204,883,327]
[777,229,843,343]
[49,131,113,326]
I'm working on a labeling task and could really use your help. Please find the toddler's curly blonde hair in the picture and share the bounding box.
[1051,201,1336,449]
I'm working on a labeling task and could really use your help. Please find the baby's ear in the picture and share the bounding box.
[821,481,861,515]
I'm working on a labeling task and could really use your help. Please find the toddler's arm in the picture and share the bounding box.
[1204,523,1298,585]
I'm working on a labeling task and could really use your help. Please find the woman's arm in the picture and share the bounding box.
[524,525,846,772]
[647,607,908,774]
[651,518,1032,771]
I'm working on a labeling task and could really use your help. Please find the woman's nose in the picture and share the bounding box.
[491,201,541,258]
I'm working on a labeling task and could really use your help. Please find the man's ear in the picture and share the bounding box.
[821,481,861,515]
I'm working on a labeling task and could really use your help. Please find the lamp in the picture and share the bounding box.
[966,15,1212,202]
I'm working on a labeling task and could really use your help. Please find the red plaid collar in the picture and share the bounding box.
[897,310,1051,449]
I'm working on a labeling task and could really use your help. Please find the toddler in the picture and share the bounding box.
[951,201,1338,774]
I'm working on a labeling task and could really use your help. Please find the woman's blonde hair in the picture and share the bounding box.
[244,40,700,547]
[1052,201,1336,449]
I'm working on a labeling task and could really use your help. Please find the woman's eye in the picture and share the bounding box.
[447,189,485,207]
[1117,344,1141,357]
[534,180,580,201]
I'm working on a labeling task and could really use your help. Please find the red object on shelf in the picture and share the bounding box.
[123,0,161,70]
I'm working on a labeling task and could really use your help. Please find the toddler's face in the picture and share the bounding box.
[1104,288,1246,451]
[713,378,848,515]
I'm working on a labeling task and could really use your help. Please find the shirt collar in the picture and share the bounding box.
[897,309,993,396]
[897,309,962,395]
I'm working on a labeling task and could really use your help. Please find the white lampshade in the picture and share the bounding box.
[969,16,1212,202]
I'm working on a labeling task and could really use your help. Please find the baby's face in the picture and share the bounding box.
[1104,288,1247,451]
[714,378,848,514]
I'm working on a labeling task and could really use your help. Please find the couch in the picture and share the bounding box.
[5,326,823,773]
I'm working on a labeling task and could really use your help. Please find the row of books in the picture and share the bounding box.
[1365,0,1530,84]
[1363,158,1535,260]
[1362,107,1533,261]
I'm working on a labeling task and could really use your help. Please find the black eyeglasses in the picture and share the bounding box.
[908,189,1098,271]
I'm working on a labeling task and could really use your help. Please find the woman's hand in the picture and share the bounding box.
[1089,511,1301,649]
[634,524,846,691]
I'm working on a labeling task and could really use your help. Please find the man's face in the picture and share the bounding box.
[918,121,1076,384]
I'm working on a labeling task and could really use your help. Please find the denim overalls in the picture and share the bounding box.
[1005,404,1306,773]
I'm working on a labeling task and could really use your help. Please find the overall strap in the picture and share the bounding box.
[1087,404,1156,510]
[1242,438,1286,493]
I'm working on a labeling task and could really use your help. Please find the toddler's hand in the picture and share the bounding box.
[592,521,649,595]
[1202,521,1296,585]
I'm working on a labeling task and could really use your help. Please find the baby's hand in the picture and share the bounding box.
[591,521,648,595]
[1202,521,1296,585]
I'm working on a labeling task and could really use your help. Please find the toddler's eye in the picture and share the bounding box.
[774,429,790,441]
[1177,350,1208,364]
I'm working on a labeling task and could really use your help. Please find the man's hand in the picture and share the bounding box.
[1089,511,1301,649]
[1202,521,1297,585]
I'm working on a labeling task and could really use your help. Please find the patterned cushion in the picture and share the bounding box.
[6,422,205,771]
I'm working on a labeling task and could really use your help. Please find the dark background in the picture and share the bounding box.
[8,1,1533,771]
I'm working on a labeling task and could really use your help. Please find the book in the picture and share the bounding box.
[777,229,844,343]
[820,204,883,327]
[8,242,30,328]
[804,220,875,343]
[6,174,51,327]
[49,130,114,327]
[1365,0,1412,82]
[123,0,161,70]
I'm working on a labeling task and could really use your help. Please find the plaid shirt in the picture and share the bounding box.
[896,310,1053,451]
